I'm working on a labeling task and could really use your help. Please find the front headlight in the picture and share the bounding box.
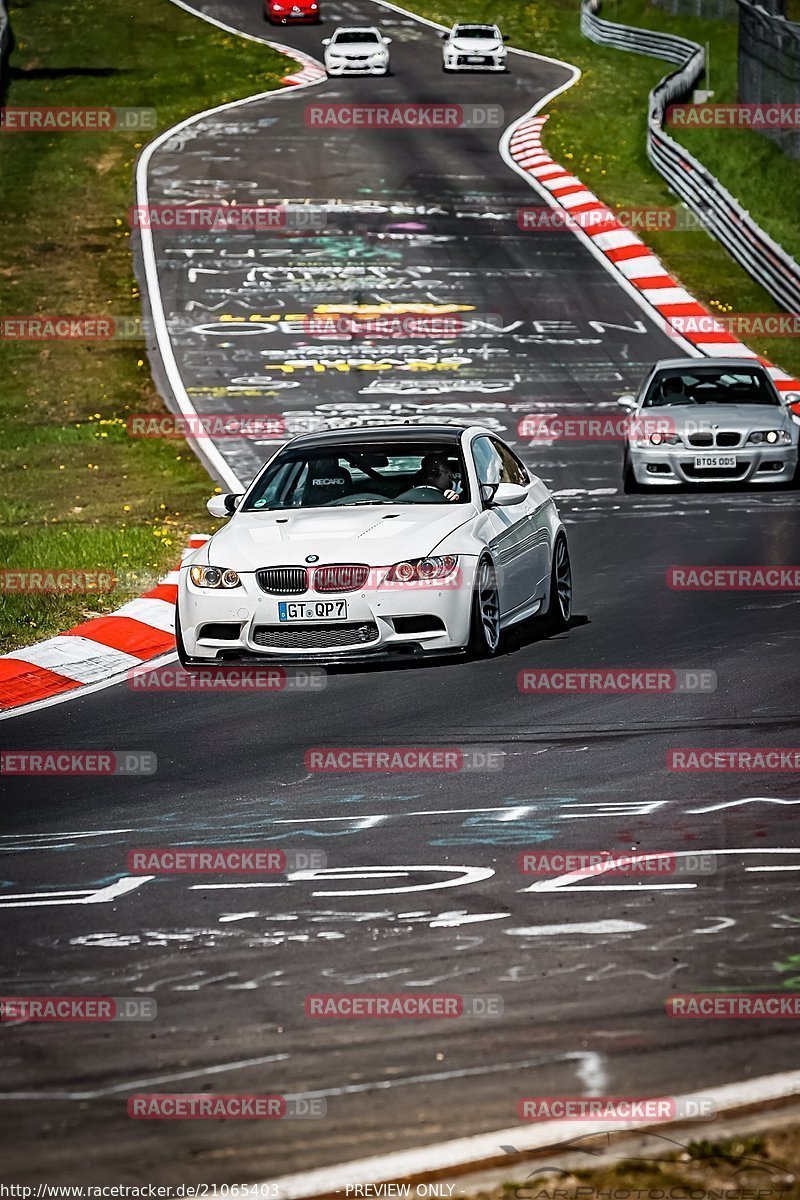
[189,566,242,589]
[385,555,459,584]
[649,432,682,446]
[747,430,791,445]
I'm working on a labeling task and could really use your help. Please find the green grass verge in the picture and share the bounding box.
[403,0,800,382]
[0,0,288,654]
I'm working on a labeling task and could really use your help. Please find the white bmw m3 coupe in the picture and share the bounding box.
[176,425,573,666]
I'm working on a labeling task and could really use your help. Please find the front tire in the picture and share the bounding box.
[622,451,642,494]
[468,557,501,657]
[543,534,572,631]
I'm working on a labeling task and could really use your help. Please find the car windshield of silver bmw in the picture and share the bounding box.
[643,367,781,407]
[241,442,471,509]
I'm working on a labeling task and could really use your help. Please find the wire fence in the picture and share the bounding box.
[738,0,800,156]
[0,0,9,90]
[580,0,800,313]
[650,0,738,21]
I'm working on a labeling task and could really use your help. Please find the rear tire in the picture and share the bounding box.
[543,534,572,631]
[468,557,501,657]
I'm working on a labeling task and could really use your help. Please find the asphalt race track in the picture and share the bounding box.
[2,0,800,1184]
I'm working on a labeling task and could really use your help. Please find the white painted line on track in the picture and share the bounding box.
[136,0,328,496]
[259,1068,800,1199]
[0,1053,291,1102]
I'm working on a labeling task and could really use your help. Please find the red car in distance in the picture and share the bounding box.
[264,0,320,22]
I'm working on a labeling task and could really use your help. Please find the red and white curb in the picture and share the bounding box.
[0,536,208,715]
[507,114,800,396]
[282,56,327,86]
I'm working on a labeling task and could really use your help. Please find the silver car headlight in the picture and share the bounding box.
[189,566,242,589]
[649,432,682,446]
[747,430,791,445]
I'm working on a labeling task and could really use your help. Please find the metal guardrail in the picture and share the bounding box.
[580,0,800,314]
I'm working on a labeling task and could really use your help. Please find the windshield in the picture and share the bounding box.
[642,367,781,408]
[333,30,381,43]
[454,25,497,37]
[242,442,471,511]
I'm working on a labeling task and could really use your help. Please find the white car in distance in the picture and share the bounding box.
[440,23,507,72]
[322,27,391,76]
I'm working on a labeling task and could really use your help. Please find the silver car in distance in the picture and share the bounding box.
[621,358,800,491]
[176,425,573,666]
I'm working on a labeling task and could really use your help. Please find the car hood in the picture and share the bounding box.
[643,404,794,435]
[328,41,384,53]
[450,37,502,51]
[197,505,477,571]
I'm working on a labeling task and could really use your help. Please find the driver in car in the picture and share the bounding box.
[412,454,460,502]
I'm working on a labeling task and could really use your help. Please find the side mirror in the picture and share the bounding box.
[438,30,448,37]
[322,36,331,44]
[617,394,638,412]
[502,33,509,40]
[484,482,528,507]
[206,493,242,518]
[383,36,392,43]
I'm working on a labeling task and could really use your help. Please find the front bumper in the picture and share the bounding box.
[179,562,477,663]
[444,54,506,70]
[627,443,797,486]
[325,59,388,74]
